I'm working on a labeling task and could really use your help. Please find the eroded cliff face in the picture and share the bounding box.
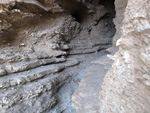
[1,0,150,113]
[0,0,116,113]
[100,0,150,113]
[112,0,127,46]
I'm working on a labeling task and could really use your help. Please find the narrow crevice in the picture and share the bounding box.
[70,0,116,113]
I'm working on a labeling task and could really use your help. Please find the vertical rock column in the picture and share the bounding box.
[112,0,128,46]
[100,0,150,113]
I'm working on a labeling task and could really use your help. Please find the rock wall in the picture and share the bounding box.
[100,0,150,113]
[0,0,116,112]
[112,0,128,46]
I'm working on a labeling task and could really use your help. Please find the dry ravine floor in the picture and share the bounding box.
[49,50,113,113]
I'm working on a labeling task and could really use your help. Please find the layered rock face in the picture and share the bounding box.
[100,0,150,113]
[0,0,116,113]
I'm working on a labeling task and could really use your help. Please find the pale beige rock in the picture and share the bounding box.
[100,0,150,113]
[112,0,128,47]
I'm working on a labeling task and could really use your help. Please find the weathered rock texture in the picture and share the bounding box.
[112,0,128,46]
[72,53,113,113]
[100,0,150,113]
[0,0,116,112]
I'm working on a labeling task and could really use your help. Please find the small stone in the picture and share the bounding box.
[19,43,25,47]
[61,45,69,50]
[8,43,11,46]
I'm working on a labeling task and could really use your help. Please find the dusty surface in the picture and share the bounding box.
[51,50,109,113]
[72,54,113,113]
